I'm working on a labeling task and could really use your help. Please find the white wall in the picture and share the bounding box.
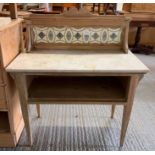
[116,3,123,11]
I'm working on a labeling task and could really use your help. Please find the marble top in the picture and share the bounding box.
[0,17,11,29]
[6,50,149,74]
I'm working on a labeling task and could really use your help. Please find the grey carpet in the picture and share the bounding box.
[1,54,155,151]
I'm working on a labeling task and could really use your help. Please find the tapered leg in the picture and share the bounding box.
[120,104,132,146]
[13,73,33,146]
[111,104,115,119]
[120,75,139,146]
[36,104,41,118]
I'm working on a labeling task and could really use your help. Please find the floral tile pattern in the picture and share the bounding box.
[32,26,122,44]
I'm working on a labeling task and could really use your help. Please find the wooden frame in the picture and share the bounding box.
[9,71,141,147]
[0,17,24,147]
[25,8,130,53]
[5,8,148,148]
[6,51,148,146]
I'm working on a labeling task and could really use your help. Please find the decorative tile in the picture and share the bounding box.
[90,28,102,43]
[101,29,108,43]
[38,32,45,39]
[75,32,81,40]
[33,27,48,43]
[108,28,121,43]
[72,27,84,43]
[32,26,122,44]
[54,27,66,43]
[65,28,73,43]
[83,29,90,43]
[47,28,55,43]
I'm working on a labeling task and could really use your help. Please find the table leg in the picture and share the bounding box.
[120,75,139,146]
[92,3,95,13]
[111,104,115,119]
[134,26,142,48]
[130,26,142,53]
[13,74,33,146]
[131,26,154,54]
[36,104,41,118]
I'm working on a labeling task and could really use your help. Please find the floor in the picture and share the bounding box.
[1,54,155,151]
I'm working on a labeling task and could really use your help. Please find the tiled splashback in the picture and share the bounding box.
[32,26,122,44]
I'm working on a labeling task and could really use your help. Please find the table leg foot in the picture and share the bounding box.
[120,105,129,147]
[29,134,33,146]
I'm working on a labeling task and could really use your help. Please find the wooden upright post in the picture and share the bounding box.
[9,3,18,19]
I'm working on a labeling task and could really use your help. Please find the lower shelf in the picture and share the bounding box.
[28,76,127,103]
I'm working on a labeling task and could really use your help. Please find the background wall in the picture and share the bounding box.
[129,27,155,47]
[123,3,155,48]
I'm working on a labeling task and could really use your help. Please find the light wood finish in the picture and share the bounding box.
[0,18,24,147]
[23,6,131,96]
[6,64,148,147]
[25,8,130,53]
[13,74,32,146]
[120,75,139,146]
[6,9,149,147]
[6,51,148,74]
[0,18,23,67]
[3,71,24,138]
[7,71,148,147]
[0,17,11,28]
